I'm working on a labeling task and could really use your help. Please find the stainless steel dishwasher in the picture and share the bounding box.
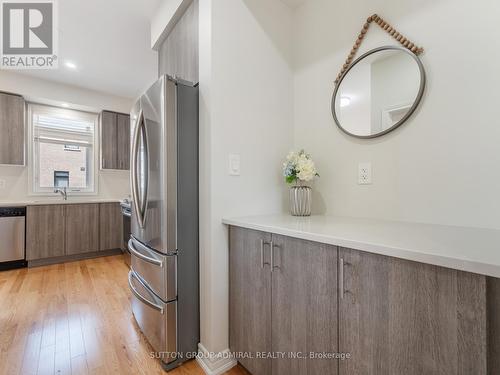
[0,207,27,271]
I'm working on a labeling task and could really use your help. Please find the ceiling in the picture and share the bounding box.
[17,0,160,99]
[280,0,309,8]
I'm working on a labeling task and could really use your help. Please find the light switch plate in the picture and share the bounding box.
[228,154,240,176]
[358,162,372,184]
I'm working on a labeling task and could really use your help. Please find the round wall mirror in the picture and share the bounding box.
[331,46,426,138]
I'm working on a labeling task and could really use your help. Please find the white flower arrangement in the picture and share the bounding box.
[283,150,319,184]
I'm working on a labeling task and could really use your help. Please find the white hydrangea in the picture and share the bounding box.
[282,149,319,184]
[296,156,317,182]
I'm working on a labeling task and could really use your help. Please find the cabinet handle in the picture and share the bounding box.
[260,239,271,269]
[339,258,344,299]
[271,242,280,272]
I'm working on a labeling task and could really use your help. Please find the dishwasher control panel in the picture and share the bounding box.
[0,207,26,217]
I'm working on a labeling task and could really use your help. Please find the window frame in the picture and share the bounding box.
[28,103,99,196]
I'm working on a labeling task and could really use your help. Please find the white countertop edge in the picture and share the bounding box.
[222,216,500,278]
[0,199,122,207]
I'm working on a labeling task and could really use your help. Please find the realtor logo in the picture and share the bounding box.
[1,0,58,69]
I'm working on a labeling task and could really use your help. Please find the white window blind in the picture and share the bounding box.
[33,112,95,146]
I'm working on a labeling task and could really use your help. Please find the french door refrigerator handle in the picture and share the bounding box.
[131,109,146,228]
[128,238,163,267]
[140,114,149,224]
[128,270,164,314]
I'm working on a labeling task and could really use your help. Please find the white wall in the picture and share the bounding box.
[0,71,133,201]
[293,0,500,230]
[199,0,294,358]
[151,0,192,49]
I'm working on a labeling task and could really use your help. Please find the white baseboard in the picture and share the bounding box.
[196,343,237,375]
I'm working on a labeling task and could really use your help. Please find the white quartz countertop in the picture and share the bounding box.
[0,198,121,207]
[222,214,500,278]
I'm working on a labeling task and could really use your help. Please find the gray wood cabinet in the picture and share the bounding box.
[101,110,130,170]
[158,0,199,83]
[27,203,121,262]
[229,228,338,375]
[488,277,500,374]
[101,111,117,169]
[65,204,99,255]
[271,234,338,375]
[0,92,25,165]
[339,247,487,375]
[116,113,130,170]
[99,202,122,251]
[229,227,272,375]
[229,226,493,375]
[26,205,65,260]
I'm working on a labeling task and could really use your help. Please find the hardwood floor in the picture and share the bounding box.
[0,255,248,375]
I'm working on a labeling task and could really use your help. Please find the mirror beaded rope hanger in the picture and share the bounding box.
[334,13,424,85]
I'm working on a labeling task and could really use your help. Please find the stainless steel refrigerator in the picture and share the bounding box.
[127,75,199,371]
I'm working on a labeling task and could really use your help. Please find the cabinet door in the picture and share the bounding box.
[117,113,130,170]
[158,0,199,83]
[99,203,123,251]
[488,277,500,374]
[271,234,338,375]
[339,247,487,375]
[65,204,99,255]
[26,205,65,260]
[0,93,24,165]
[101,111,118,169]
[229,227,272,375]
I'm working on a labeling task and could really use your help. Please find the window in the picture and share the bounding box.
[53,171,69,188]
[29,104,98,194]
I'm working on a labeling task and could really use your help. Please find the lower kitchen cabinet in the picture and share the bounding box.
[228,226,491,375]
[488,277,500,374]
[271,234,338,375]
[27,202,122,262]
[229,228,272,375]
[339,247,487,375]
[65,204,99,255]
[26,205,65,260]
[99,202,123,250]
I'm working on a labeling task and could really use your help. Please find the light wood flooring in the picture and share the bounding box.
[0,255,248,375]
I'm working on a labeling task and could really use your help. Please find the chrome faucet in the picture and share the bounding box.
[54,187,68,200]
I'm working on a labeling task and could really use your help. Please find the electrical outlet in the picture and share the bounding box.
[358,162,372,184]
[228,154,240,176]
[0,179,5,189]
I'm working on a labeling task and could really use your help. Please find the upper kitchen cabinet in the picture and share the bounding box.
[0,92,25,165]
[116,113,130,170]
[158,0,199,83]
[100,110,130,170]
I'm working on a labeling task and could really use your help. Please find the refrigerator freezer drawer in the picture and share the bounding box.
[129,236,176,302]
[128,270,177,365]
